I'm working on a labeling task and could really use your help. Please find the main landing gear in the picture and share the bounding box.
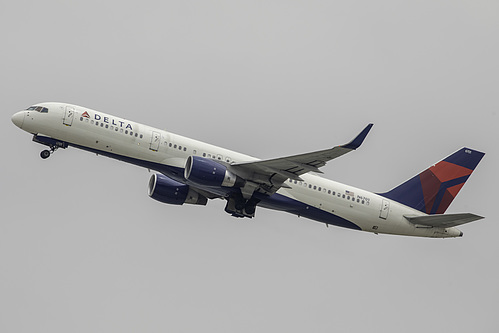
[225,194,260,218]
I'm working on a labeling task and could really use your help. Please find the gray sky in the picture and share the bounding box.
[1,1,498,332]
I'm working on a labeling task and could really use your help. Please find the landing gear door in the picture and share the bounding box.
[63,106,75,126]
[380,199,390,219]
[150,131,161,151]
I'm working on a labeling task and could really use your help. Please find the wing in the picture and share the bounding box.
[230,124,373,195]
[404,213,484,228]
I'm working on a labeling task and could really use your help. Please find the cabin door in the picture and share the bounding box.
[379,199,390,219]
[150,131,161,151]
[63,106,75,126]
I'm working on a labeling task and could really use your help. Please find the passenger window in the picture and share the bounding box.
[140,134,143,138]
[100,123,104,127]
[80,117,83,121]
[105,124,109,129]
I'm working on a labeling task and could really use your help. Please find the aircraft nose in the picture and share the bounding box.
[11,111,25,128]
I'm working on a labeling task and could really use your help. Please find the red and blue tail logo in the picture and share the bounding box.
[380,148,484,214]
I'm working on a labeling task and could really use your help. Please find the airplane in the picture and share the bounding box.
[11,102,485,238]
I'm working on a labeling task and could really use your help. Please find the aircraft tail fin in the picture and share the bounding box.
[379,148,485,214]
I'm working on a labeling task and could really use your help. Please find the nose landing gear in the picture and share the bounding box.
[40,150,51,159]
[33,135,68,159]
[40,145,58,159]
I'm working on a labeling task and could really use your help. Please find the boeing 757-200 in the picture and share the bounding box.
[12,103,485,238]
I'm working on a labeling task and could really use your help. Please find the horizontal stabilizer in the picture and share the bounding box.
[404,213,484,228]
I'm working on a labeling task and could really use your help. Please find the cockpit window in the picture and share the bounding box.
[27,106,48,113]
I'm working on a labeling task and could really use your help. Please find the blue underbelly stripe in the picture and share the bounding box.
[257,192,362,230]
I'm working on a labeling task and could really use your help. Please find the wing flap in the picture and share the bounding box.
[404,213,484,228]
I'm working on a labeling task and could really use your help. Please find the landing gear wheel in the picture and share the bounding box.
[244,198,260,216]
[244,203,256,215]
[40,150,51,159]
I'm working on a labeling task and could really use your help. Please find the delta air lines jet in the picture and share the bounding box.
[12,103,485,238]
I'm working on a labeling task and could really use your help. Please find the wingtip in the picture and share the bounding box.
[341,123,373,150]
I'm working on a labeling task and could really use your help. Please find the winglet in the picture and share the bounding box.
[341,123,373,150]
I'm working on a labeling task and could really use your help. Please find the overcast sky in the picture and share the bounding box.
[1,1,498,332]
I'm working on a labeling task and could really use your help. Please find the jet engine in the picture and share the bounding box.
[184,156,245,188]
[148,173,207,205]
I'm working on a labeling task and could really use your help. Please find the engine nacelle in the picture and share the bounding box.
[148,174,207,205]
[184,156,245,188]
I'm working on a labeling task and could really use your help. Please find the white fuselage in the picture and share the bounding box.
[12,102,463,238]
